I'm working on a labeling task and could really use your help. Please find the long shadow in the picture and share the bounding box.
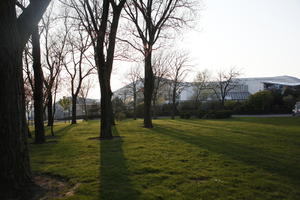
[152,124,300,185]
[99,126,139,200]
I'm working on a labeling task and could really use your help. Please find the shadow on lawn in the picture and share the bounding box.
[153,124,300,184]
[99,127,139,200]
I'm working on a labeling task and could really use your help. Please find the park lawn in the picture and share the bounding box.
[29,117,300,200]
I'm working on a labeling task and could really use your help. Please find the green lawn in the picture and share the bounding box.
[29,118,300,200]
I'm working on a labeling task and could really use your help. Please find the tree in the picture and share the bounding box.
[79,79,94,120]
[124,0,197,128]
[65,0,127,139]
[168,51,190,119]
[152,52,170,118]
[42,4,69,127]
[0,0,52,198]
[192,69,210,109]
[64,22,94,124]
[58,97,71,123]
[126,65,142,120]
[209,68,241,107]
[32,25,46,143]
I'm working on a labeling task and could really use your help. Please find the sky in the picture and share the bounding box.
[88,0,300,99]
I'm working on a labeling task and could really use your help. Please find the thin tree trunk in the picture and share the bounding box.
[47,93,53,126]
[0,3,32,197]
[144,49,154,128]
[32,25,45,144]
[71,95,77,124]
[171,86,176,120]
[133,88,137,120]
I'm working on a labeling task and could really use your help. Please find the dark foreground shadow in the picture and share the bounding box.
[153,124,300,185]
[99,127,139,200]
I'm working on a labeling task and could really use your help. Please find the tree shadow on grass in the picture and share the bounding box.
[99,126,139,200]
[152,124,300,185]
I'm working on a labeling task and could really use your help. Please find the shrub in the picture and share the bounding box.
[204,110,232,119]
[115,112,126,121]
[197,110,207,118]
[180,112,191,119]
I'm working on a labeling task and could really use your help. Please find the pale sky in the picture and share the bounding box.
[88,0,300,99]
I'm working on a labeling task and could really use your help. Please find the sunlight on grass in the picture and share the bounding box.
[29,118,300,200]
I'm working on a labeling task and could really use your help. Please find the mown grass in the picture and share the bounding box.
[29,117,300,200]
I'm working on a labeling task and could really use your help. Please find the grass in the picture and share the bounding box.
[29,117,300,200]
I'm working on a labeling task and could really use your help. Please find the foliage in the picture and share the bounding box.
[58,97,71,111]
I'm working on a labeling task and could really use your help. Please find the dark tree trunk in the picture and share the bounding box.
[0,2,32,198]
[143,49,154,128]
[32,25,45,144]
[99,72,113,139]
[47,93,53,126]
[71,95,77,124]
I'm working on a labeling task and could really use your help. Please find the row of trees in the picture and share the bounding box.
[0,0,198,198]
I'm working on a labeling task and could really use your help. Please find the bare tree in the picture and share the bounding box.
[0,0,52,197]
[209,68,241,106]
[79,79,94,120]
[168,51,190,119]
[64,23,94,124]
[42,7,68,127]
[64,0,126,139]
[152,52,170,118]
[123,0,197,128]
[126,65,142,120]
[192,69,210,109]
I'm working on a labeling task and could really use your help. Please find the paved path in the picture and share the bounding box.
[232,114,293,118]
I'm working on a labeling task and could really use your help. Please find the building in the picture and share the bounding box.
[113,75,300,103]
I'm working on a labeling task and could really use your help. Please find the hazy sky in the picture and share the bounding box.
[89,0,300,99]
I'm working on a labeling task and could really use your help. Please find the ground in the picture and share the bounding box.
[29,117,300,200]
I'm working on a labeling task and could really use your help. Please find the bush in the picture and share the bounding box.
[180,112,191,119]
[197,110,207,118]
[204,110,232,119]
[115,112,126,121]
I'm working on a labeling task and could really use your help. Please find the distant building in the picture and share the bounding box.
[113,75,300,103]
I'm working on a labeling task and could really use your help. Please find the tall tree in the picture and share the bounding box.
[124,0,196,128]
[0,0,51,198]
[64,24,94,124]
[126,65,142,120]
[65,0,127,139]
[42,5,68,127]
[168,51,190,119]
[152,53,170,118]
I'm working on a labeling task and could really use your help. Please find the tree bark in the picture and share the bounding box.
[32,25,45,144]
[0,2,32,197]
[144,49,154,128]
[47,93,53,126]
[71,95,77,124]
[99,71,113,139]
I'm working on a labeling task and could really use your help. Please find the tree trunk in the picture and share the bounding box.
[143,49,154,128]
[32,25,45,144]
[99,71,113,139]
[47,93,53,126]
[71,95,77,124]
[133,88,137,120]
[0,2,32,197]
[171,85,176,120]
[152,97,157,119]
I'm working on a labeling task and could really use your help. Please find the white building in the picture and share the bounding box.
[113,75,300,103]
